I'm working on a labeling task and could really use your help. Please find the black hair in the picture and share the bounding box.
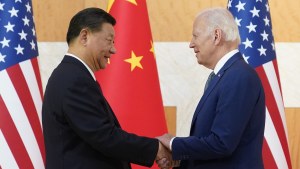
[66,7,116,45]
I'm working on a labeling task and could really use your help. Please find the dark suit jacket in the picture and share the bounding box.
[172,52,265,169]
[42,55,158,169]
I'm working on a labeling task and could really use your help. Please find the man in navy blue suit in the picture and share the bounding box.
[42,8,172,169]
[157,8,265,169]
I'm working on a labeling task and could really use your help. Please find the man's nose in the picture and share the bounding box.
[110,46,116,54]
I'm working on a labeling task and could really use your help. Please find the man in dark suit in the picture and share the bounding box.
[42,8,171,169]
[157,8,265,169]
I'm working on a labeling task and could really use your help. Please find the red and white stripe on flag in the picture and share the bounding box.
[256,60,291,168]
[0,58,45,169]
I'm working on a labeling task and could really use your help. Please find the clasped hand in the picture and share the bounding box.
[155,134,180,169]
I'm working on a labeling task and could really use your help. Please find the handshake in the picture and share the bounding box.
[155,133,180,169]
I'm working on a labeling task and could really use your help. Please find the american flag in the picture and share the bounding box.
[228,0,292,168]
[0,0,45,169]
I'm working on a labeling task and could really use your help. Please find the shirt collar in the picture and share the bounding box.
[66,53,96,81]
[213,49,239,74]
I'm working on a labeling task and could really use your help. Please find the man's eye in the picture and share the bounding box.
[106,39,114,43]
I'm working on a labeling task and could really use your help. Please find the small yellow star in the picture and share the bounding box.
[107,0,115,12]
[127,0,137,6]
[124,51,143,71]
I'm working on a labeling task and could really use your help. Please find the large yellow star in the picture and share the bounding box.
[127,0,137,6]
[124,51,143,71]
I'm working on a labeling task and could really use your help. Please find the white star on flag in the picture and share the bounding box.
[0,2,5,11]
[250,6,260,17]
[246,22,257,33]
[235,17,242,26]
[30,40,36,50]
[0,37,10,48]
[8,7,19,17]
[260,30,269,41]
[14,44,24,55]
[25,2,31,12]
[257,45,267,56]
[242,38,253,49]
[263,16,270,26]
[4,22,15,32]
[235,1,246,12]
[19,30,28,40]
[32,28,36,36]
[22,16,30,26]
[0,52,6,62]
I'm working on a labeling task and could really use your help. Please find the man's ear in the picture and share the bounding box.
[213,28,222,45]
[79,29,89,46]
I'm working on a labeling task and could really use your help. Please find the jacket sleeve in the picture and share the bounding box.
[62,77,158,167]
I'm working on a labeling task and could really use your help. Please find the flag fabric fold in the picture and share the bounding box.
[228,0,292,168]
[0,0,45,168]
[95,0,167,168]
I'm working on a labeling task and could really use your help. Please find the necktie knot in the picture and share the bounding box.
[204,71,215,91]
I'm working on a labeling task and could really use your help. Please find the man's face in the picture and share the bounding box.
[189,17,215,68]
[86,23,116,71]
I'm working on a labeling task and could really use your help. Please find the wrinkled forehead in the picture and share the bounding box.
[193,16,207,33]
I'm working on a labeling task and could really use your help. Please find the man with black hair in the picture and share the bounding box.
[42,8,171,169]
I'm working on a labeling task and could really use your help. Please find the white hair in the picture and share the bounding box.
[197,7,240,43]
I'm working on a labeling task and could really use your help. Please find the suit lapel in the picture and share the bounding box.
[190,53,243,131]
[191,72,221,126]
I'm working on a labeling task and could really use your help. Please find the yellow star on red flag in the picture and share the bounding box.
[124,51,143,71]
[126,0,137,6]
[107,0,115,12]
[150,40,156,58]
[96,1,168,162]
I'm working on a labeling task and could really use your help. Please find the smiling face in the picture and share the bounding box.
[189,17,216,69]
[85,23,116,71]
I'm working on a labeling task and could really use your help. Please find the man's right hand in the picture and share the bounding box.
[156,141,171,168]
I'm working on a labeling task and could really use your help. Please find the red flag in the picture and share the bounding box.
[0,0,45,168]
[95,0,168,168]
[228,0,292,168]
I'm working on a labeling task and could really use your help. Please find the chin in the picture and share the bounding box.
[100,64,107,69]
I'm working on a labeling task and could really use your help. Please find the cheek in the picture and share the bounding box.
[195,39,203,48]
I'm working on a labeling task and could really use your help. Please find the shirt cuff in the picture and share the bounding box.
[170,137,176,151]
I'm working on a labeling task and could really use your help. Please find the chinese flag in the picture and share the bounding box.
[95,0,168,168]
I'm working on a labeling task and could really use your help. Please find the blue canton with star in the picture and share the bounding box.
[0,0,38,71]
[228,0,276,68]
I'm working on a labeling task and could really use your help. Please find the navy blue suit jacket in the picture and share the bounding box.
[42,56,158,169]
[172,52,265,169]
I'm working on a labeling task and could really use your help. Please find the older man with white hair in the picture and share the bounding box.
[157,7,266,169]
